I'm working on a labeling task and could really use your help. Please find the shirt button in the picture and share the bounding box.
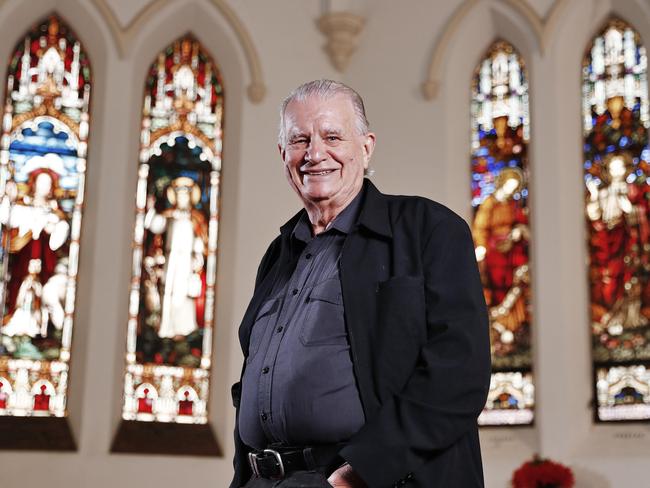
[262,366,269,374]
[292,288,298,295]
[305,253,312,259]
[276,326,284,333]
[261,412,267,421]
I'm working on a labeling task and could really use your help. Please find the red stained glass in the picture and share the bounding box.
[33,385,50,411]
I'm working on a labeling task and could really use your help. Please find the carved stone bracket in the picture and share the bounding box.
[317,11,365,73]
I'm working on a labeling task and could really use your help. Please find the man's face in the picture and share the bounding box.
[279,94,375,208]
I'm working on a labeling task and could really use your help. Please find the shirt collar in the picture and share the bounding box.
[291,188,364,243]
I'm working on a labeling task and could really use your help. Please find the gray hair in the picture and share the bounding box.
[278,79,370,148]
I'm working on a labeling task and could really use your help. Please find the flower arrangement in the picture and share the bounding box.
[511,455,575,488]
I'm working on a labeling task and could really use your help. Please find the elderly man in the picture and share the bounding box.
[230,80,490,488]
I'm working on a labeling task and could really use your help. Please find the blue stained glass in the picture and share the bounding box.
[606,144,616,153]
[585,161,592,169]
[620,136,629,146]
[9,122,80,189]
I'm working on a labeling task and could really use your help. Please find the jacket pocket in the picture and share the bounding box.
[375,274,427,394]
[246,297,280,363]
[300,278,348,346]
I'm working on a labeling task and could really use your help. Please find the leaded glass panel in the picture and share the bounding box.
[470,41,534,426]
[0,15,91,418]
[583,18,650,422]
[121,36,223,424]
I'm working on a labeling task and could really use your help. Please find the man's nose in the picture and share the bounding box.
[306,137,326,164]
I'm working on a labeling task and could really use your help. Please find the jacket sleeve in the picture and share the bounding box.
[339,214,491,487]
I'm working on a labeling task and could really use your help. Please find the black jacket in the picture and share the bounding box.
[231,180,491,487]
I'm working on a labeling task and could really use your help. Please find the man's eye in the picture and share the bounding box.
[326,136,340,141]
[291,139,307,145]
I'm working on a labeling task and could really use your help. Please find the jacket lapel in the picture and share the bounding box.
[238,210,304,355]
[339,179,393,414]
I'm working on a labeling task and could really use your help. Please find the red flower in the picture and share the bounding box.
[512,455,575,488]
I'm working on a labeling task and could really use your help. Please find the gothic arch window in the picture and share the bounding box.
[113,35,223,454]
[0,14,91,438]
[582,18,650,422]
[469,40,534,426]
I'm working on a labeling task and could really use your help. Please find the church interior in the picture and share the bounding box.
[0,0,649,486]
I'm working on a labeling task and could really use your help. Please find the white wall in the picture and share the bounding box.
[0,0,649,487]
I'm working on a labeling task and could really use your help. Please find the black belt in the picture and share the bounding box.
[247,443,343,480]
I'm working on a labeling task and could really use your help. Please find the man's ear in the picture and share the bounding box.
[363,132,376,167]
[278,143,285,161]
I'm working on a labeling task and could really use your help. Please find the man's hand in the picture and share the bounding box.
[327,463,367,488]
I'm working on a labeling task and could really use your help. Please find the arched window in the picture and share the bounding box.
[114,35,223,453]
[0,15,91,424]
[582,18,650,422]
[470,41,534,426]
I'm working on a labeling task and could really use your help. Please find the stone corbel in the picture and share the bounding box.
[317,11,365,73]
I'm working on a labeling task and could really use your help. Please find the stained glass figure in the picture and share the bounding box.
[121,36,223,424]
[0,15,91,418]
[583,18,650,422]
[469,41,534,426]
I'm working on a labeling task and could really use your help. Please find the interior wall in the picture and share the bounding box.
[0,1,649,487]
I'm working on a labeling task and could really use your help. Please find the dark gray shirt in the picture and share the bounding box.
[239,192,365,449]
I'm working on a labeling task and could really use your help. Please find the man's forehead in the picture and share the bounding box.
[284,94,355,128]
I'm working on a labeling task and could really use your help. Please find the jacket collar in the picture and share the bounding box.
[279,178,392,239]
[357,179,392,238]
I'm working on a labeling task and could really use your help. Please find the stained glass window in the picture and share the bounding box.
[0,15,91,419]
[119,36,223,426]
[469,41,534,426]
[583,18,650,422]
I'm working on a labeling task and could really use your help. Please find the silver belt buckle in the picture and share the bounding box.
[248,452,260,477]
[248,449,285,479]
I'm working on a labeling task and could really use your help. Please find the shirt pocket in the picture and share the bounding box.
[300,277,348,346]
[246,297,280,363]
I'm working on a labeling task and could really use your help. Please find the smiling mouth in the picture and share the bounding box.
[303,169,337,176]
